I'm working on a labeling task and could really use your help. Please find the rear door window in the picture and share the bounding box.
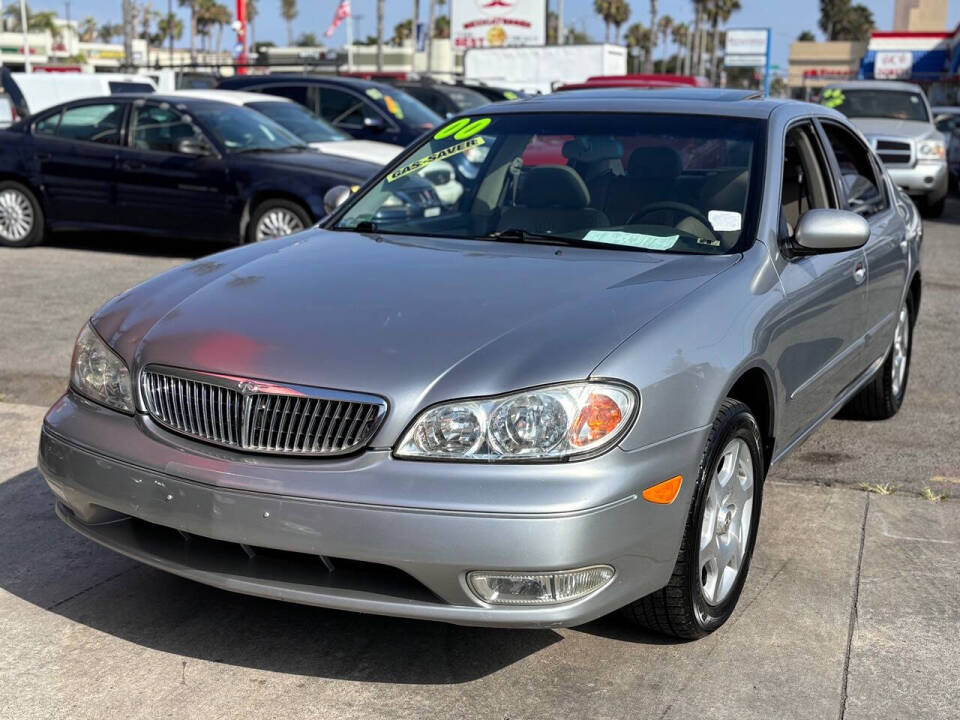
[130,103,207,154]
[54,103,125,144]
[260,84,310,108]
[316,87,381,130]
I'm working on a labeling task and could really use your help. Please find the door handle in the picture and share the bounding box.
[123,160,145,170]
[36,152,51,161]
[853,262,866,285]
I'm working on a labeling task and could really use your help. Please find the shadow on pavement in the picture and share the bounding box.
[44,230,231,261]
[0,467,573,683]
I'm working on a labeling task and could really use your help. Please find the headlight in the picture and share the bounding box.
[917,140,946,161]
[70,323,134,413]
[395,381,637,462]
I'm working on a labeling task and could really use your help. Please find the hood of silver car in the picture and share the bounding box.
[850,117,941,142]
[104,230,738,443]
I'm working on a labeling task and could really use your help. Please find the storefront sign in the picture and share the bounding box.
[874,51,913,79]
[451,0,546,49]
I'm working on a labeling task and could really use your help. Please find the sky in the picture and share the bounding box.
[47,0,960,71]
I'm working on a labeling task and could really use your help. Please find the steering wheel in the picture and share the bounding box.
[627,201,713,229]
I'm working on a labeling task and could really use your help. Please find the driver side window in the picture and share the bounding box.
[130,104,207,154]
[820,122,886,217]
[781,124,835,237]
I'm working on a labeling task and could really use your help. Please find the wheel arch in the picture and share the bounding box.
[724,366,776,471]
[908,270,921,318]
[240,190,315,243]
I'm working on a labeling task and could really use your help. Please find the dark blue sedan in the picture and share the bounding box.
[0,93,436,247]
[217,75,441,147]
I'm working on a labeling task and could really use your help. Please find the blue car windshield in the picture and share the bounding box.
[333,112,765,255]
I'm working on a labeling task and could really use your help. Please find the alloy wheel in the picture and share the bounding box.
[890,306,909,399]
[255,208,304,241]
[0,189,34,243]
[698,438,754,606]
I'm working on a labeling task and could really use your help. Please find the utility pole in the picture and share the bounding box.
[122,0,135,70]
[168,0,173,64]
[376,0,383,71]
[412,0,419,49]
[19,0,29,72]
[557,0,564,45]
[425,0,435,75]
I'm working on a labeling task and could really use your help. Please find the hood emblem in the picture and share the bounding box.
[238,380,261,395]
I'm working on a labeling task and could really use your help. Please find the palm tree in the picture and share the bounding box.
[78,16,98,41]
[178,0,199,62]
[624,22,649,72]
[246,0,258,48]
[157,12,183,59]
[671,22,688,74]
[139,3,159,67]
[708,0,741,84]
[4,5,62,38]
[609,0,631,45]
[594,0,612,43]
[434,15,450,39]
[797,30,815,41]
[691,0,705,76]
[642,0,656,72]
[96,23,120,43]
[280,0,297,46]
[211,2,231,59]
[392,19,412,46]
[657,14,672,64]
[296,31,318,47]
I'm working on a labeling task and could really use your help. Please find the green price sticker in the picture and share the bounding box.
[821,88,845,109]
[433,117,492,141]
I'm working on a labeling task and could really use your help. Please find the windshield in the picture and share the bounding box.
[824,89,930,122]
[365,85,440,129]
[445,87,488,111]
[191,104,306,152]
[332,112,764,255]
[247,100,349,143]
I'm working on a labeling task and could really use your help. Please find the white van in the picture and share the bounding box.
[0,69,157,118]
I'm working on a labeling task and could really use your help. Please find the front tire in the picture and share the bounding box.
[0,181,44,247]
[246,198,311,243]
[622,399,764,639]
[920,195,944,218]
[839,295,914,420]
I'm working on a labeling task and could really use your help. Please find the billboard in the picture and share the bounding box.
[874,51,913,79]
[451,0,546,50]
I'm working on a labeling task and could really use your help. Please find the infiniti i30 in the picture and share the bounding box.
[40,90,921,638]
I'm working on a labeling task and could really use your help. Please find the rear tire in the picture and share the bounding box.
[919,196,944,218]
[838,295,914,420]
[0,181,44,247]
[622,399,764,639]
[246,198,312,243]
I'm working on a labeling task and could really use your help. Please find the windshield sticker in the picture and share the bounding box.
[433,116,492,141]
[386,137,486,182]
[708,210,742,232]
[822,88,845,108]
[583,230,678,251]
[365,88,384,101]
[383,95,404,119]
[697,237,721,247]
[503,91,518,100]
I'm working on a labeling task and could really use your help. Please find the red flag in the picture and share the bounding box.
[325,0,351,38]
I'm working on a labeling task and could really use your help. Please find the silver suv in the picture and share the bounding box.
[822,80,948,217]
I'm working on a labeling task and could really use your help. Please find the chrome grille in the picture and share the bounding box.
[140,367,387,456]
[874,138,912,167]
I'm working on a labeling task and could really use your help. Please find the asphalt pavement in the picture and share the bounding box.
[0,204,958,719]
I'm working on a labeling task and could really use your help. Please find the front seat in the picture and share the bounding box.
[600,147,683,225]
[497,165,609,235]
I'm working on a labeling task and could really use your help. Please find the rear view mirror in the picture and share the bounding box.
[794,209,870,253]
[175,137,212,156]
[323,185,352,215]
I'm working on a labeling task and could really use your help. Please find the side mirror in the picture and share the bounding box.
[362,115,386,132]
[323,185,352,215]
[794,208,870,253]
[175,137,212,156]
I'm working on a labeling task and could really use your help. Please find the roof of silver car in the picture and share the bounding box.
[484,88,804,119]
[822,80,925,93]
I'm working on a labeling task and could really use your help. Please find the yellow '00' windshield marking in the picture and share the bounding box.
[386,137,485,183]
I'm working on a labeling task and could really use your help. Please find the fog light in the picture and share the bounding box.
[467,565,614,605]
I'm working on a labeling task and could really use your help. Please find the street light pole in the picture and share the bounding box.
[376,0,383,72]
[19,0,29,72]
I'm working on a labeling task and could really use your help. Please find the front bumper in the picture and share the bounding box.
[39,392,708,628]
[888,161,948,201]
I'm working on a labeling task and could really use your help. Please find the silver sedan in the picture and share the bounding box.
[40,90,922,639]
